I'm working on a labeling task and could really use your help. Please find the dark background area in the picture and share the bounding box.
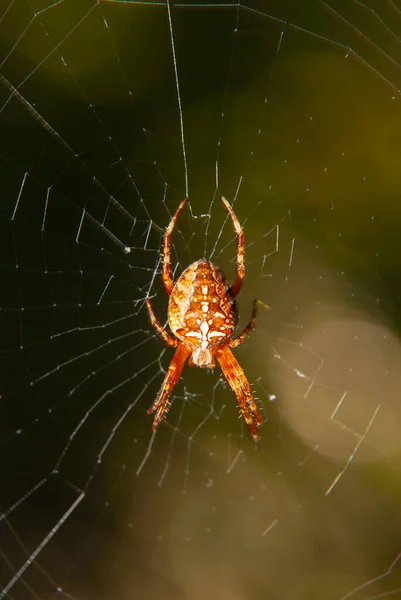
[1,1,401,599]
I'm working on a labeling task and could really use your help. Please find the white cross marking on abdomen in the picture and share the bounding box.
[208,331,225,339]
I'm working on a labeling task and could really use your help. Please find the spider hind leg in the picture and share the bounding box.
[216,345,262,440]
[147,343,190,430]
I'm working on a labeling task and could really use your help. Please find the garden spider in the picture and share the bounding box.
[146,197,263,439]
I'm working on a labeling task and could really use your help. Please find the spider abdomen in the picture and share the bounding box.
[168,259,237,364]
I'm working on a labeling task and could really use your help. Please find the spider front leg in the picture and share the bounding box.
[216,345,262,440]
[147,343,190,430]
[146,298,177,347]
[163,197,187,295]
[221,196,245,297]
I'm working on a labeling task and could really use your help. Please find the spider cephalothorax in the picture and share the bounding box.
[146,197,263,439]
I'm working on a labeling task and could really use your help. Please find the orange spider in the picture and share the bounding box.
[146,197,263,439]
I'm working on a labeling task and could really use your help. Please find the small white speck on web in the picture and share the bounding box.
[226,450,243,474]
[261,518,279,537]
[330,390,348,420]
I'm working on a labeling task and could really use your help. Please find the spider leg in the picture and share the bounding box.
[146,298,178,347]
[216,345,262,440]
[221,196,245,297]
[147,343,190,430]
[230,299,258,348]
[163,197,188,296]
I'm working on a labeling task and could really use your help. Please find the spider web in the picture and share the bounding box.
[1,0,401,598]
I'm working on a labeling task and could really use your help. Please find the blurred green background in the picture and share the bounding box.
[1,1,401,599]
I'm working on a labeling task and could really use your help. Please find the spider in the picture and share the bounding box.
[146,197,263,439]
